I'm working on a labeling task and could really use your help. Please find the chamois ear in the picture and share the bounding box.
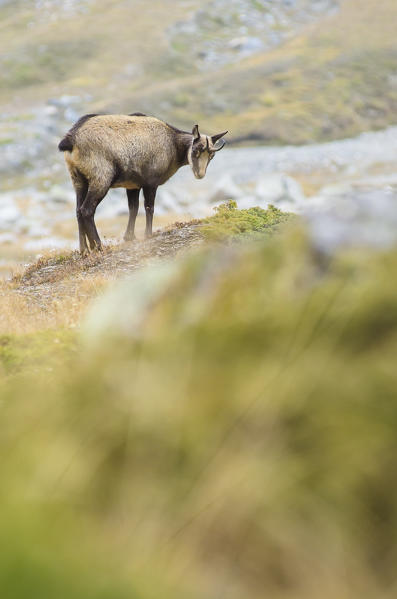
[211,130,228,144]
[192,124,200,141]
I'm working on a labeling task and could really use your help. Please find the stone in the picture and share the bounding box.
[96,191,126,218]
[28,223,51,238]
[24,237,75,251]
[0,196,21,229]
[48,185,74,204]
[0,232,17,245]
[156,189,182,214]
[208,174,242,204]
[228,36,264,57]
[255,174,305,208]
[302,188,397,253]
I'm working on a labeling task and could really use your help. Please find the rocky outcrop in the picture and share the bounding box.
[168,0,339,68]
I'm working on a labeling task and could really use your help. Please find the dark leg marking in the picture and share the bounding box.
[80,184,109,251]
[143,185,157,239]
[124,188,140,241]
[71,169,89,254]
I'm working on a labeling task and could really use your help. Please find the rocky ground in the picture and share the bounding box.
[9,221,203,311]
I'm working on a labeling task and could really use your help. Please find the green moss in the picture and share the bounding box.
[199,200,294,240]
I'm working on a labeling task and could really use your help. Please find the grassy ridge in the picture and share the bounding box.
[0,205,292,370]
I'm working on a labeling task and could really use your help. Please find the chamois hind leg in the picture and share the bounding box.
[124,188,140,242]
[79,182,109,251]
[70,168,89,254]
[143,185,157,238]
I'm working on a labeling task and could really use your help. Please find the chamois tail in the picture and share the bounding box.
[58,113,99,152]
[58,135,73,152]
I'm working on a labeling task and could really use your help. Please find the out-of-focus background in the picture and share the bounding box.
[1,2,397,599]
[1,0,397,275]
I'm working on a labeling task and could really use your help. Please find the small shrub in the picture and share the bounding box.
[200,200,294,240]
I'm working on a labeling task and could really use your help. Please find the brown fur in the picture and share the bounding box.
[63,115,192,190]
[59,114,228,252]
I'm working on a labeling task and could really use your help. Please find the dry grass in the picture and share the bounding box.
[0,220,203,336]
[0,205,288,337]
[0,274,109,335]
[0,212,196,281]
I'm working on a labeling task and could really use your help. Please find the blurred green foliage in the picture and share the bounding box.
[0,329,76,376]
[1,221,397,597]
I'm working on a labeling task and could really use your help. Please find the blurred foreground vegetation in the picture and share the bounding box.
[1,208,397,597]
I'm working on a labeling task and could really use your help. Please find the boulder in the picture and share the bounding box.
[28,223,51,239]
[48,185,74,204]
[208,174,242,205]
[96,190,127,218]
[255,174,305,210]
[156,189,183,214]
[0,232,17,245]
[0,195,21,229]
[228,36,264,57]
[24,237,75,252]
[302,188,397,253]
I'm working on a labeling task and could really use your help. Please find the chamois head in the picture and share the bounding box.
[188,124,228,179]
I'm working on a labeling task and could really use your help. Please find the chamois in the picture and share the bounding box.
[58,113,228,253]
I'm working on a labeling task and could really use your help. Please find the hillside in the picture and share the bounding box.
[0,0,396,148]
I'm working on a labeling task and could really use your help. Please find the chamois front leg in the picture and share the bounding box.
[79,183,109,251]
[71,169,89,254]
[143,185,157,238]
[124,188,140,241]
